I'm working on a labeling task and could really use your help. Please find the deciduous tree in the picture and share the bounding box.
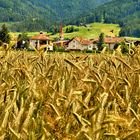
[98,33,105,51]
[0,24,11,44]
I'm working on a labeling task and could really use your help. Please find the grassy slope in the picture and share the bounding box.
[52,23,121,39]
[10,23,120,40]
[6,22,140,40]
[10,32,40,38]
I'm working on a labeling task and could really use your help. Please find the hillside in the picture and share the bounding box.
[10,23,121,42]
[0,0,111,22]
[75,0,140,37]
[0,0,111,31]
[44,0,111,20]
[0,0,57,22]
[1,0,140,37]
[52,23,120,39]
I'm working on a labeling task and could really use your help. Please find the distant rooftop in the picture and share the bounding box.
[31,32,50,40]
[74,37,93,45]
[93,37,123,44]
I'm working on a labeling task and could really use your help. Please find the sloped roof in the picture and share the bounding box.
[104,37,123,43]
[31,32,50,40]
[74,37,92,45]
[93,37,123,44]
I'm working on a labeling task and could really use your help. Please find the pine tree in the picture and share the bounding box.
[0,24,11,44]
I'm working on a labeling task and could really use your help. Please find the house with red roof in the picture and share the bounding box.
[66,37,97,51]
[29,32,53,51]
[92,36,124,50]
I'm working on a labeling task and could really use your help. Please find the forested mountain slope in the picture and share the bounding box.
[0,0,111,31]
[0,0,111,22]
[0,0,57,22]
[1,0,140,37]
[74,0,140,37]
[43,0,111,20]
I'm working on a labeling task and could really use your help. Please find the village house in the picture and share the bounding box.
[93,37,124,50]
[66,37,96,51]
[29,32,53,51]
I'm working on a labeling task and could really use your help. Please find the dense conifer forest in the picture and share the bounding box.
[0,0,140,37]
[70,0,140,37]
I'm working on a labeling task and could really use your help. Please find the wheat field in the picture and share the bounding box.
[0,49,140,140]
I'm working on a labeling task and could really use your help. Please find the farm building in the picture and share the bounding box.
[93,37,124,50]
[66,37,96,51]
[29,32,53,51]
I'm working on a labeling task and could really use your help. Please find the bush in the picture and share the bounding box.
[16,32,29,50]
[65,26,79,33]
[120,42,129,54]
[85,50,93,53]
[54,46,65,52]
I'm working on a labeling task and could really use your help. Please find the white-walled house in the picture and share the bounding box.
[29,32,53,51]
[66,37,95,51]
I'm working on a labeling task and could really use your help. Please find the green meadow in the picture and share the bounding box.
[1,22,139,41]
[52,23,121,39]
[9,23,120,40]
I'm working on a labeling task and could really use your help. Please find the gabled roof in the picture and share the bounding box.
[74,37,92,45]
[104,37,123,43]
[92,37,123,44]
[31,32,50,40]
